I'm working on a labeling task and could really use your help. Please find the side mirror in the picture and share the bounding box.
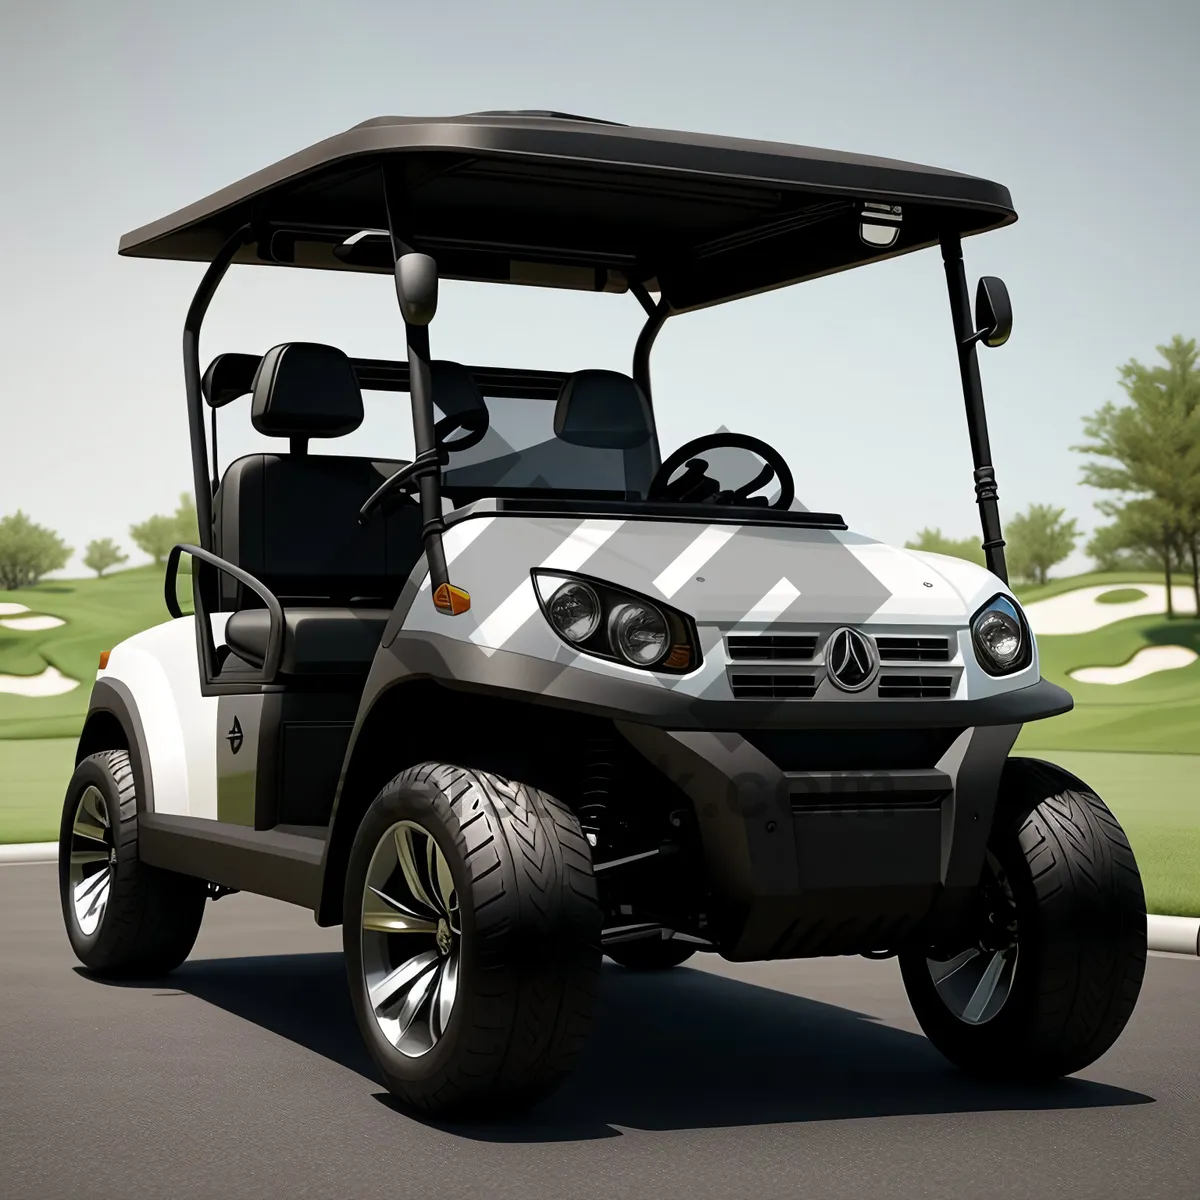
[394,253,439,326]
[973,276,1012,348]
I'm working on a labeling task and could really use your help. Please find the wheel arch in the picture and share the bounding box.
[315,679,602,925]
[77,678,155,814]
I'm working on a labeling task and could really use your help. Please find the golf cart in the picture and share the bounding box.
[61,111,1146,1117]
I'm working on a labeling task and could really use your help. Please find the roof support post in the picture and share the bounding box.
[940,232,1008,583]
[632,295,670,403]
[183,225,252,552]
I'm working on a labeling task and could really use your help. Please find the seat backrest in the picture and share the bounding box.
[552,369,660,497]
[213,342,425,606]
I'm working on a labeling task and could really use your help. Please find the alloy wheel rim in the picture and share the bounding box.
[360,821,461,1058]
[926,852,1019,1026]
[69,785,113,937]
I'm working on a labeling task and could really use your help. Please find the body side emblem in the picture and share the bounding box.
[226,716,244,754]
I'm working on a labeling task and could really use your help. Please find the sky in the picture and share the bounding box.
[2,0,1198,577]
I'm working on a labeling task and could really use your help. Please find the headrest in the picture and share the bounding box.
[202,353,260,408]
[431,360,486,421]
[553,370,653,449]
[250,343,364,438]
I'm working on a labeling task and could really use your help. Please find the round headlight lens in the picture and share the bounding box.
[608,601,670,666]
[973,608,1023,671]
[548,581,601,644]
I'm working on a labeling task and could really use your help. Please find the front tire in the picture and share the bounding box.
[59,750,207,976]
[343,762,601,1117]
[900,757,1146,1080]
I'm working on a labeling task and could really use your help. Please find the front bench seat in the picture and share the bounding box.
[224,607,391,675]
[212,341,424,676]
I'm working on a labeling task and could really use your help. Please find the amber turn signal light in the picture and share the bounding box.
[98,651,111,670]
[663,644,692,670]
[432,583,471,616]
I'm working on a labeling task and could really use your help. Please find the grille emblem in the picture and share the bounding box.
[825,628,878,692]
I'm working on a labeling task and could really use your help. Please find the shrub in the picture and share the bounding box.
[0,511,72,590]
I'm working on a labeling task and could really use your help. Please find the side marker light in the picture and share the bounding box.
[433,584,471,616]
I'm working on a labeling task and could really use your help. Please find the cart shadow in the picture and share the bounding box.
[85,953,1153,1141]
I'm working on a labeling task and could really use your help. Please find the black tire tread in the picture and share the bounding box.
[344,761,601,1117]
[899,756,1146,1080]
[60,750,206,977]
[1012,759,1146,1074]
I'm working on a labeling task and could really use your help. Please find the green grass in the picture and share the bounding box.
[1016,613,1200,754]
[0,565,170,739]
[1013,570,1191,605]
[1013,750,1199,917]
[1095,587,1149,605]
[0,737,76,842]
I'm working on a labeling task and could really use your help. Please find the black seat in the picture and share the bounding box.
[224,607,390,674]
[553,369,659,497]
[213,342,424,675]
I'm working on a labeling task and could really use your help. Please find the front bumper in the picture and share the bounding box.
[618,718,1024,960]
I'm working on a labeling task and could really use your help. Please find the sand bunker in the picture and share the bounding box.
[1069,645,1198,685]
[0,615,65,631]
[1026,584,1196,635]
[0,666,80,696]
[0,602,31,616]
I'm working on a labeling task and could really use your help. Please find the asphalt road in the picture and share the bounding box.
[3,863,1197,1200]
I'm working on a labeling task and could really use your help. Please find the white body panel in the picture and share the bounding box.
[96,614,229,819]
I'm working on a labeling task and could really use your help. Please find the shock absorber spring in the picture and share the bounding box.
[578,732,618,851]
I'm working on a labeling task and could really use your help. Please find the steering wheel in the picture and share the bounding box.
[434,407,488,453]
[647,432,795,509]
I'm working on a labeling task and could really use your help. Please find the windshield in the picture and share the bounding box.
[438,390,793,508]
[439,393,657,498]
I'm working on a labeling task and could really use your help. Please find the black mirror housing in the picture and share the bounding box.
[974,276,1012,348]
[395,253,439,326]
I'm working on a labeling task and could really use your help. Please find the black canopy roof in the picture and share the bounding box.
[119,111,1016,312]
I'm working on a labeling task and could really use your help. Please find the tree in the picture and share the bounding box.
[83,537,128,578]
[0,511,72,590]
[173,492,198,545]
[1004,503,1079,586]
[1087,497,1186,616]
[129,492,201,565]
[904,527,986,567]
[1074,335,1200,616]
[129,514,178,564]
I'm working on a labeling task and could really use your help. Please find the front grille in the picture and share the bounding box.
[729,673,818,699]
[878,675,954,699]
[875,635,951,662]
[727,634,818,661]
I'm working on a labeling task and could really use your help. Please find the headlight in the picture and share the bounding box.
[608,601,669,667]
[533,571,698,673]
[971,594,1030,675]
[547,580,601,643]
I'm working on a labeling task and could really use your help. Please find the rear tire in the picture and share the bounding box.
[606,938,697,970]
[900,757,1146,1080]
[343,762,601,1118]
[59,750,207,976]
